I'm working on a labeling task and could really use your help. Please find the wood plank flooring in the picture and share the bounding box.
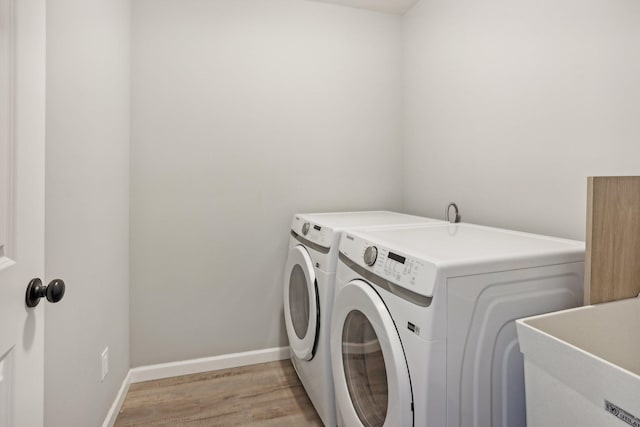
[114,360,324,426]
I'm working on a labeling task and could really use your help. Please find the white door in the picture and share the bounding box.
[331,280,413,427]
[283,245,319,361]
[0,0,47,425]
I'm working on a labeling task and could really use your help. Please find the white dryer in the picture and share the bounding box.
[284,212,444,427]
[331,223,585,427]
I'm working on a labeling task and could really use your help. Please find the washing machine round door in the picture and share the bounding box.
[331,279,413,427]
[284,245,320,361]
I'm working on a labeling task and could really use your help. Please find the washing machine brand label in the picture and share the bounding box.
[407,322,420,336]
[605,400,640,427]
[346,235,354,241]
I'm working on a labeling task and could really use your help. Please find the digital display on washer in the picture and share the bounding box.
[313,225,321,231]
[388,251,406,264]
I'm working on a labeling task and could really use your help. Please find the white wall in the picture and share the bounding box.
[402,0,640,240]
[130,0,403,366]
[45,0,130,425]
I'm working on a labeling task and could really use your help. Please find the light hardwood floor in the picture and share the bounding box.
[114,360,324,426]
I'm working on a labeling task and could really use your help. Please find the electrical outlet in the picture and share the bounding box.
[101,347,109,381]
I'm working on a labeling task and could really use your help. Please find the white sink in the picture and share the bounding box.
[516,297,640,427]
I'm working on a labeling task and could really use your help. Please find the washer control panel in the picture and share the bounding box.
[340,233,437,297]
[292,216,334,249]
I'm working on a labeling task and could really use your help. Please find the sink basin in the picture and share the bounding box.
[516,297,640,427]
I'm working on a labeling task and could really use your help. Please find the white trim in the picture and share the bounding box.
[101,347,291,426]
[102,371,131,427]
[0,0,16,263]
[0,257,15,272]
[129,346,291,384]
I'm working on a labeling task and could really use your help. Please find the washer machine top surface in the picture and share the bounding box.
[345,222,584,266]
[340,223,585,299]
[297,210,441,229]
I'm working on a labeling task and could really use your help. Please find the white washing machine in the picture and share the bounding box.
[331,223,585,427]
[284,211,445,427]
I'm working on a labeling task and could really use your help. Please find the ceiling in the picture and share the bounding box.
[308,0,419,15]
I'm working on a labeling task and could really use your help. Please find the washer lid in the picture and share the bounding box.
[283,245,320,361]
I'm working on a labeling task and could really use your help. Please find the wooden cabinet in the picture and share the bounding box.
[585,176,640,304]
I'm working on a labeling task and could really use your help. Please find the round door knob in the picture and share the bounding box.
[25,278,66,308]
[302,222,310,236]
[363,246,378,266]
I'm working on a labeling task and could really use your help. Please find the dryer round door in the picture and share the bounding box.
[331,280,413,427]
[284,245,320,361]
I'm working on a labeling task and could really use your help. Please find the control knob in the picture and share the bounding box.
[302,222,310,236]
[363,246,378,266]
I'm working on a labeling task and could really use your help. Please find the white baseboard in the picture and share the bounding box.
[129,346,291,384]
[102,371,131,427]
[102,346,290,427]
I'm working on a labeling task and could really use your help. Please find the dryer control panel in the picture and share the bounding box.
[291,215,336,250]
[339,233,437,298]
